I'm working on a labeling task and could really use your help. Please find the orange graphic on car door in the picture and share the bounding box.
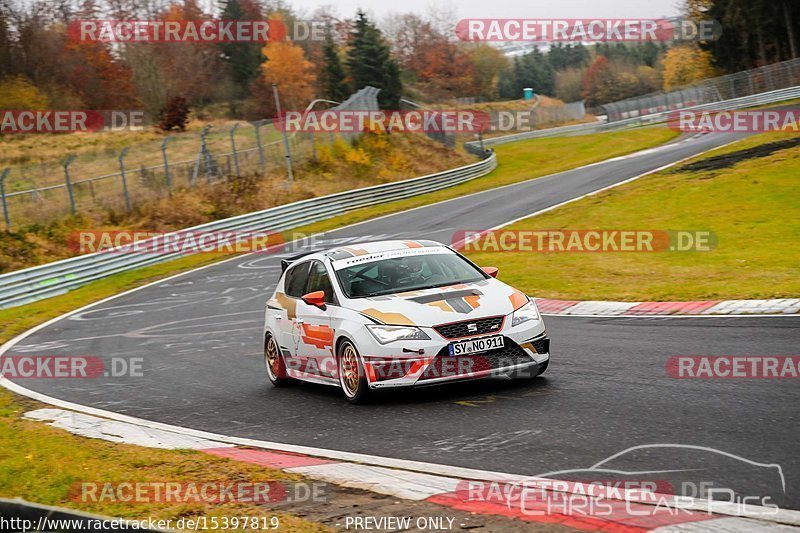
[300,323,334,349]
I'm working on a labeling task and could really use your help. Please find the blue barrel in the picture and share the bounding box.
[523,88,535,100]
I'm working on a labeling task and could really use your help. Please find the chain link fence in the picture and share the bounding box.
[602,58,800,121]
[0,87,381,230]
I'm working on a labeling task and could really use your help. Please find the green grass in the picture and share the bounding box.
[0,390,330,531]
[0,125,696,529]
[465,130,800,301]
[0,126,679,342]
[296,126,679,234]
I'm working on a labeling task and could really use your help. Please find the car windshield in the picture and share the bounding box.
[335,253,486,298]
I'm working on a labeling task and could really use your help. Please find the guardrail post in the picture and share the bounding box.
[63,155,77,215]
[252,120,266,173]
[0,168,10,230]
[229,123,241,178]
[118,147,133,212]
[161,136,174,197]
[272,84,294,182]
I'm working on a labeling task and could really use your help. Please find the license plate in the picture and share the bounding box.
[448,335,504,356]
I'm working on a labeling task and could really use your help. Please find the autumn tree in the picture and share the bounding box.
[554,68,584,103]
[152,1,221,109]
[55,0,138,109]
[256,40,317,116]
[465,44,508,100]
[662,44,716,91]
[62,39,139,108]
[0,76,50,108]
[157,95,190,132]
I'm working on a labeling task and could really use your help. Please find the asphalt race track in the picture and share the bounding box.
[5,130,799,509]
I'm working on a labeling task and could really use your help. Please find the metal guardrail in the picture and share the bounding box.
[0,153,497,309]
[602,58,800,121]
[0,87,382,229]
[467,85,800,149]
[1,82,795,309]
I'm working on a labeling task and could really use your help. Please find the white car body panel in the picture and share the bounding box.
[263,240,550,391]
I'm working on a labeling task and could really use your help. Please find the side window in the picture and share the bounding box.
[306,261,336,304]
[284,262,311,297]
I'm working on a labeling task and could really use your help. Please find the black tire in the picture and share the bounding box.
[265,334,291,387]
[337,339,370,404]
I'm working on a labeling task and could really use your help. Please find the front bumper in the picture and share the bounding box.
[359,320,549,389]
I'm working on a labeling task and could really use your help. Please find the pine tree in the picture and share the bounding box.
[346,10,402,108]
[220,0,264,98]
[321,34,351,102]
[381,58,402,109]
[0,7,16,79]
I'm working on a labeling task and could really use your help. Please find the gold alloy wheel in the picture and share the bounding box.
[266,337,280,378]
[340,344,360,396]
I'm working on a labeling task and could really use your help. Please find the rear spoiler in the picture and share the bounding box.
[280,251,318,273]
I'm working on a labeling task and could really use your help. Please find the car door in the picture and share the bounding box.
[292,261,337,380]
[279,260,312,369]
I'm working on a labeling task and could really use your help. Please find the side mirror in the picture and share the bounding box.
[301,290,327,310]
[482,266,499,278]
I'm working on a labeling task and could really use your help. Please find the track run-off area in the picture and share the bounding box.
[3,128,798,513]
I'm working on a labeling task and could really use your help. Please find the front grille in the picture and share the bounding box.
[433,316,504,339]
[419,339,533,381]
[531,337,550,354]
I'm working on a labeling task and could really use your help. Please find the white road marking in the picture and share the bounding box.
[649,516,798,532]
[24,408,234,450]
[286,463,461,500]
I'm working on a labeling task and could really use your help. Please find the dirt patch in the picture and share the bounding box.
[672,137,800,173]
[270,482,578,532]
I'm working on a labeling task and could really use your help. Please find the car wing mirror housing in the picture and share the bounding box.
[482,266,499,278]
[301,290,327,310]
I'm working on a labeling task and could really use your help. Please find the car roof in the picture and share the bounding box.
[324,239,445,261]
[281,240,447,272]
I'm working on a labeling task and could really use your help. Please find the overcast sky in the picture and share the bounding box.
[290,0,684,22]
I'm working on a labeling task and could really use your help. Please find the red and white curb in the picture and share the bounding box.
[24,408,800,532]
[535,298,800,317]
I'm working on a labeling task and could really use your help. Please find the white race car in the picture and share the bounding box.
[263,240,550,403]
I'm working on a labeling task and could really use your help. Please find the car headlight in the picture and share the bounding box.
[511,300,540,327]
[366,325,431,344]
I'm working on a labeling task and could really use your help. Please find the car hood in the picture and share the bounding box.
[343,279,529,327]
